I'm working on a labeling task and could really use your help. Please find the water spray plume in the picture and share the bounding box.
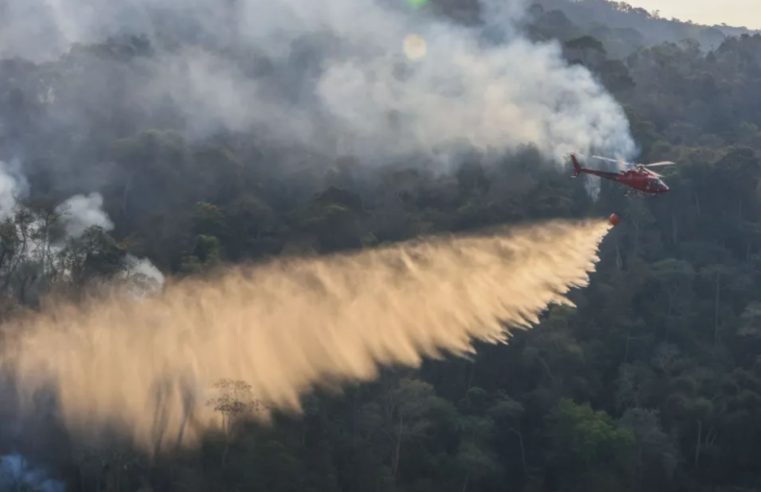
[3,218,611,454]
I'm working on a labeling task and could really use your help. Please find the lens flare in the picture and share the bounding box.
[403,33,427,61]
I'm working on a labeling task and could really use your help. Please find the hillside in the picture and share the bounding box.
[529,0,757,57]
[2,1,761,491]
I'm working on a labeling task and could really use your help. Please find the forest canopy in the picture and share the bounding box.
[2,1,761,491]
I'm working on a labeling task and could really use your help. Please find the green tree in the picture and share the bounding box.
[546,399,635,490]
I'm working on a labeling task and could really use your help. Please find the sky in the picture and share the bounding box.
[623,0,761,29]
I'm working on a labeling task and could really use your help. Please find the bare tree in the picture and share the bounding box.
[206,379,266,466]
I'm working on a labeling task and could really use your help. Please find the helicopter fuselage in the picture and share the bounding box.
[571,155,670,195]
[584,167,670,194]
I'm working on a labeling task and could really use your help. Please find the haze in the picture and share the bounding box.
[624,0,761,29]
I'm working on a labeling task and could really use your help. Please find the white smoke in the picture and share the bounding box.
[52,195,166,292]
[55,192,114,239]
[0,453,65,492]
[56,193,164,290]
[52,194,166,292]
[0,167,165,292]
[0,0,637,166]
[120,254,166,296]
[0,160,28,220]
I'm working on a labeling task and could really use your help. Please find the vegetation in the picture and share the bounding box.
[3,1,761,491]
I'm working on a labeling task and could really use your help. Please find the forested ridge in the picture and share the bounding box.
[3,1,761,491]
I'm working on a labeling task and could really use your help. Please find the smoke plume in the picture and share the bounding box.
[119,254,167,297]
[0,454,64,492]
[0,167,165,294]
[4,218,611,453]
[55,192,114,239]
[0,160,27,220]
[0,0,636,170]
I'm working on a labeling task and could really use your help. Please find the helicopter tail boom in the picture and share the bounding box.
[571,154,582,177]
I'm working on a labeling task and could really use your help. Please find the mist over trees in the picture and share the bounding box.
[2,0,761,491]
[529,0,757,57]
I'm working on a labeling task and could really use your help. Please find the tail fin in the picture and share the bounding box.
[570,154,582,177]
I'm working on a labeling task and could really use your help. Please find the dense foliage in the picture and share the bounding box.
[530,0,755,57]
[2,1,761,491]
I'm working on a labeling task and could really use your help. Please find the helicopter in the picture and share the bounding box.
[570,153,676,195]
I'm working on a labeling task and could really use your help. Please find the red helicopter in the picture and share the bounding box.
[571,153,675,195]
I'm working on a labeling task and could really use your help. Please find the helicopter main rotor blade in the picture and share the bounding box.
[591,155,622,164]
[591,155,633,169]
[643,161,677,168]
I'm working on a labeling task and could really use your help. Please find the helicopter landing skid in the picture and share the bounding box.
[625,190,650,198]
